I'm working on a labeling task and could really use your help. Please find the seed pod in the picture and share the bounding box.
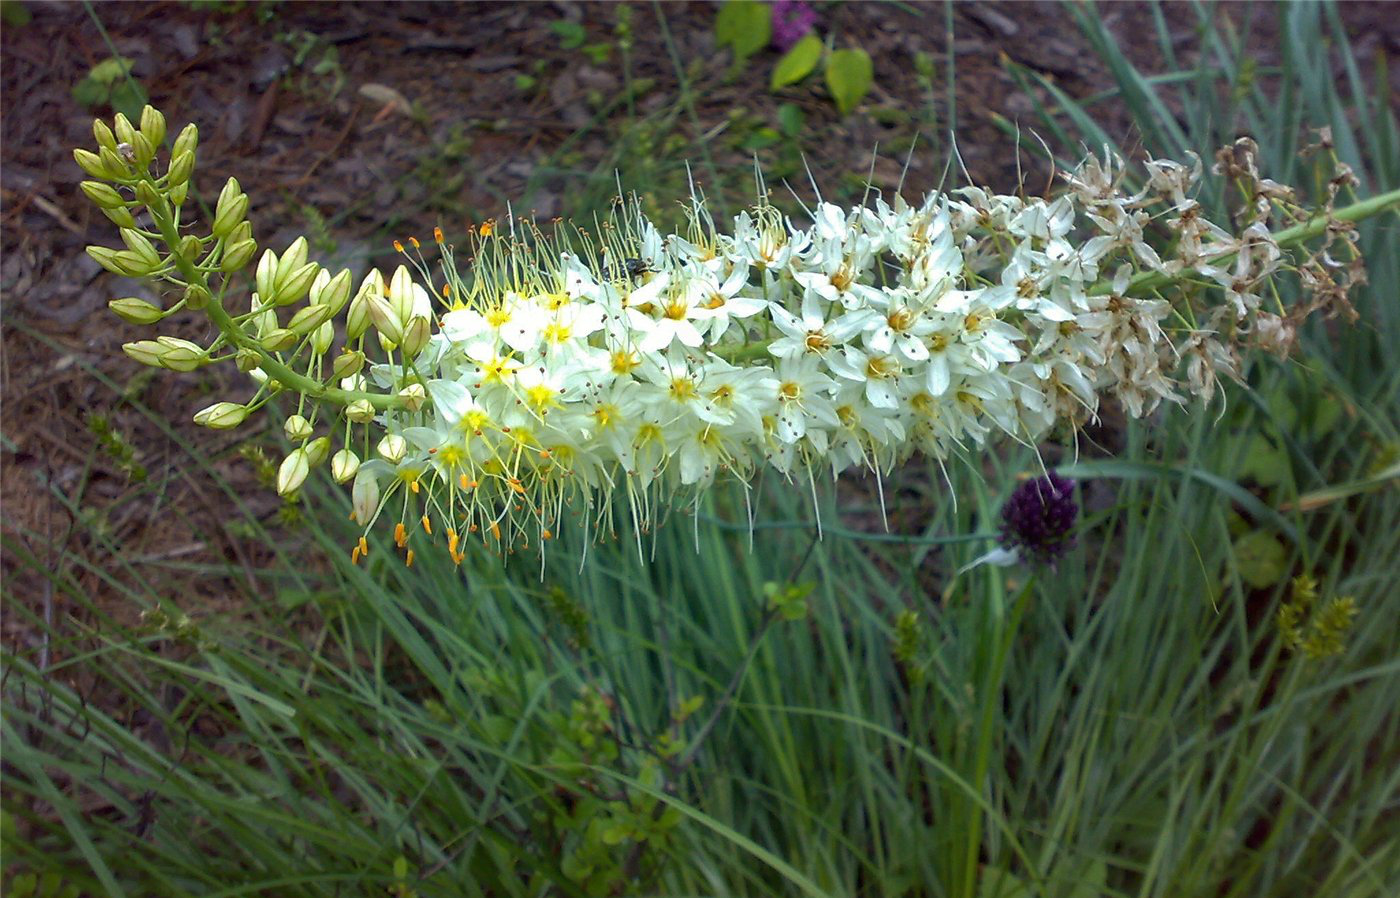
[193,402,249,430]
[109,297,165,325]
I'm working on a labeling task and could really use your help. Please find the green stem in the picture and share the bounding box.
[144,183,403,412]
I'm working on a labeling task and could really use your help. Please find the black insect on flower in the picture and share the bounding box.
[999,472,1079,567]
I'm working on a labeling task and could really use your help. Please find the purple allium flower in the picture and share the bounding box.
[999,473,1078,567]
[771,0,818,52]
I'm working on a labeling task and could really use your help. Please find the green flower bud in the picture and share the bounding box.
[346,399,376,424]
[389,265,417,322]
[140,106,166,150]
[171,122,198,160]
[87,245,130,275]
[120,228,161,268]
[212,191,248,240]
[177,234,203,262]
[81,181,126,209]
[400,315,431,359]
[377,433,407,464]
[274,237,309,286]
[221,238,257,273]
[345,293,371,339]
[193,401,249,430]
[234,348,261,372]
[305,436,331,468]
[398,383,427,412]
[228,220,253,245]
[284,414,314,442]
[109,297,165,325]
[155,336,205,372]
[102,205,138,229]
[367,294,402,344]
[122,340,165,367]
[260,328,297,352]
[312,268,353,315]
[113,113,137,148]
[311,320,335,355]
[331,448,360,483]
[273,262,321,306]
[74,148,110,179]
[184,283,211,310]
[255,249,279,300]
[169,181,189,207]
[287,303,332,336]
[98,146,127,178]
[351,467,379,524]
[93,119,119,154]
[129,132,155,169]
[331,349,365,380]
[277,448,310,497]
[111,250,155,277]
[167,150,195,187]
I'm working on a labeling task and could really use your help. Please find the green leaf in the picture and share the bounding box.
[2,1,33,27]
[777,102,804,138]
[88,55,134,85]
[109,80,149,123]
[1233,530,1288,589]
[71,78,109,109]
[825,47,873,115]
[550,19,586,50]
[978,868,1033,898]
[714,0,772,67]
[740,127,781,151]
[1239,433,1292,489]
[770,33,822,91]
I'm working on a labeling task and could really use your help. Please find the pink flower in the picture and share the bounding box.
[771,0,817,51]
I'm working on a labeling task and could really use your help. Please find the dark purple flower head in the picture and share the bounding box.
[999,473,1078,567]
[771,0,818,52]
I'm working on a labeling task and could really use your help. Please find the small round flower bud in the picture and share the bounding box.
[221,238,257,272]
[377,433,407,464]
[140,106,166,148]
[260,328,297,352]
[167,150,195,187]
[305,436,331,468]
[331,349,365,380]
[284,414,314,442]
[234,348,261,372]
[183,283,211,310]
[346,399,376,423]
[331,449,360,484]
[80,181,126,209]
[169,181,189,207]
[134,180,168,220]
[176,234,203,262]
[193,402,249,430]
[398,383,427,412]
[171,122,198,160]
[109,297,165,325]
[277,448,310,497]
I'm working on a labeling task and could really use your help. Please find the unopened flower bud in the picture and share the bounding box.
[167,149,195,187]
[312,268,353,315]
[183,283,211,310]
[389,265,417,322]
[120,228,161,268]
[169,181,189,207]
[155,336,205,372]
[109,297,165,324]
[284,414,314,442]
[193,401,248,430]
[400,315,431,358]
[346,293,371,339]
[255,249,279,299]
[171,122,198,160]
[74,148,111,179]
[134,180,168,220]
[176,234,203,262]
[103,206,138,229]
[367,294,402,344]
[260,328,297,352]
[221,238,257,272]
[311,320,335,355]
[331,349,365,380]
[228,220,253,246]
[93,119,118,154]
[274,262,320,306]
[139,105,166,150]
[352,467,379,524]
[212,189,248,240]
[277,448,310,497]
[340,373,366,392]
[129,132,155,169]
[346,399,376,423]
[122,340,165,367]
[234,348,261,372]
[80,181,126,209]
[113,113,136,148]
[274,237,309,286]
[87,245,131,275]
[287,303,332,336]
[305,436,331,468]
[331,449,360,483]
[398,383,427,412]
[377,433,407,464]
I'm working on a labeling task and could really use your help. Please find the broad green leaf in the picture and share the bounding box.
[109,80,149,123]
[1,1,33,27]
[1233,530,1288,589]
[715,0,771,67]
[825,47,873,115]
[88,55,134,85]
[1240,433,1292,489]
[550,19,586,50]
[71,78,108,108]
[770,33,822,91]
[777,101,804,138]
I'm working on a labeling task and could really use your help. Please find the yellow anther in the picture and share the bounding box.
[358,536,369,556]
[489,521,502,541]
[409,236,420,249]
[351,545,361,565]
[394,522,407,548]
[405,549,415,567]
[421,514,433,535]
[393,239,405,253]
[434,226,444,244]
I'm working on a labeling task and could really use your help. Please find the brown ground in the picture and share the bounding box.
[3,1,1396,663]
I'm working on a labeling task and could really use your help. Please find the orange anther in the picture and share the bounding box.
[421,514,433,535]
[358,536,369,556]
[434,226,444,244]
[542,529,553,540]
[394,522,407,548]
[393,239,405,253]
[351,545,361,564]
[489,521,501,541]
[409,236,420,249]
[409,479,420,494]
[406,549,416,567]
